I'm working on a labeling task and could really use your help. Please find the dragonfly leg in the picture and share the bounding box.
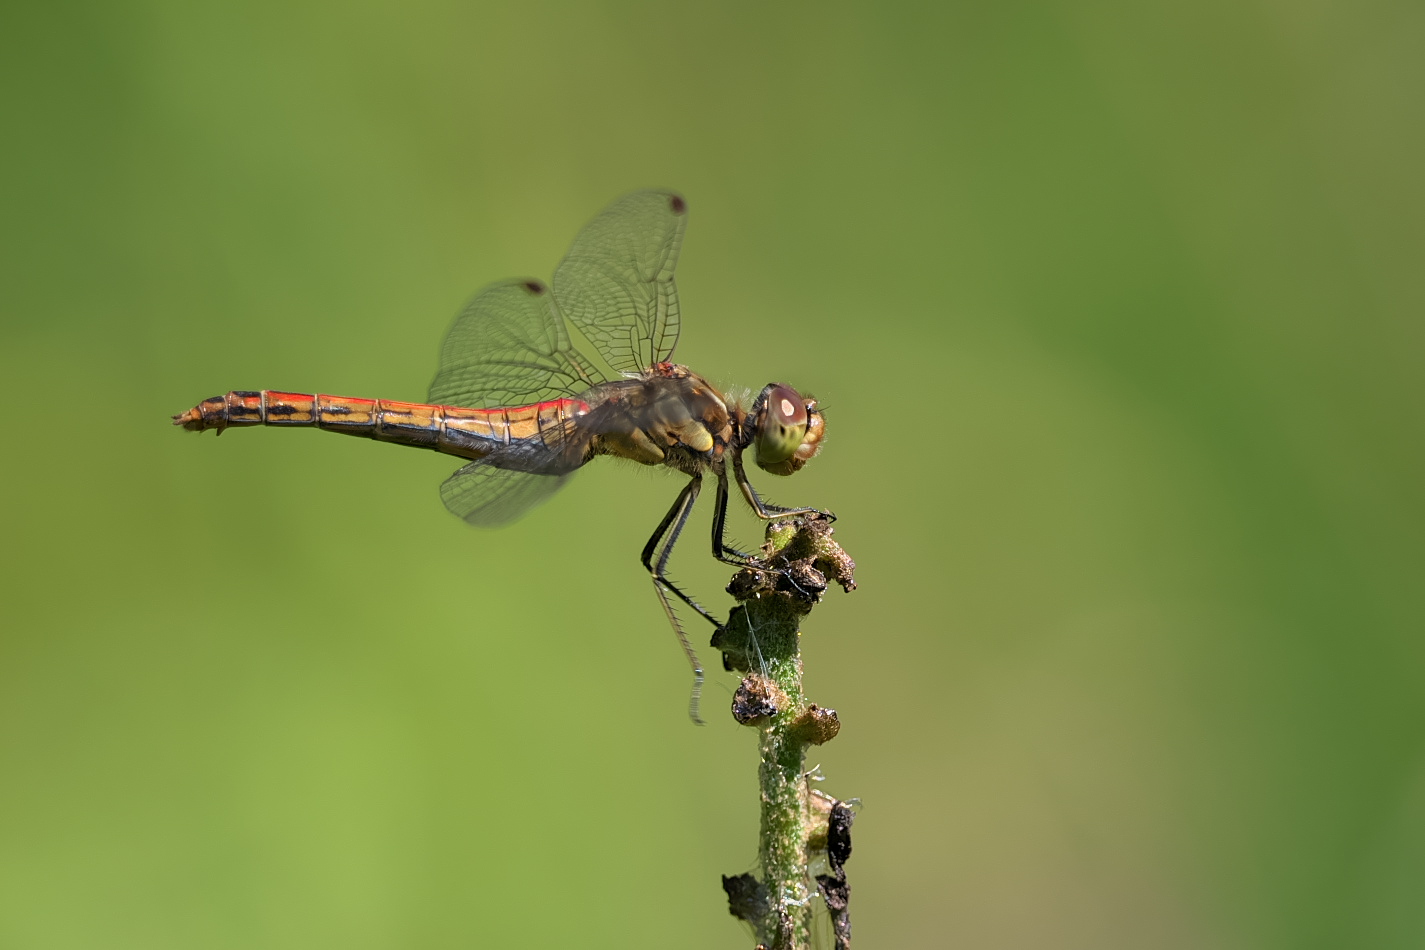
[641,474,718,725]
[732,450,836,522]
[712,468,756,563]
[714,467,827,609]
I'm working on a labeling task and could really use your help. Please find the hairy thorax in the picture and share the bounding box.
[587,364,735,474]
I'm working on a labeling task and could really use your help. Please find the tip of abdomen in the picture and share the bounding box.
[172,396,227,431]
[172,407,203,429]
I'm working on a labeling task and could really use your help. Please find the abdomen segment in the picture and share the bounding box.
[172,390,588,460]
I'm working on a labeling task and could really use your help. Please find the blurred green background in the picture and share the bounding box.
[2,1,1422,947]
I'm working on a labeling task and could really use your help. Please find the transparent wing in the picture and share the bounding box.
[428,278,606,409]
[552,190,687,376]
[440,461,573,527]
[438,413,593,527]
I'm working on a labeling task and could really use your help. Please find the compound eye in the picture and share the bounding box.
[769,385,808,430]
[754,384,809,470]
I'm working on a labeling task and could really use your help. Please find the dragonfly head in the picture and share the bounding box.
[751,383,825,476]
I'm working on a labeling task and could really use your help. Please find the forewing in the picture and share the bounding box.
[552,190,687,375]
[428,278,604,409]
[440,460,573,527]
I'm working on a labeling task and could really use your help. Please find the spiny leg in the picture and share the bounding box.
[641,474,717,724]
[712,468,755,563]
[711,467,807,603]
[642,475,722,627]
[731,450,835,522]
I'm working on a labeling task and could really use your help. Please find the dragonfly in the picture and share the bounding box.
[174,190,829,722]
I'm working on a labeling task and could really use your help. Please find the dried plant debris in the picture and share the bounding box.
[732,674,787,724]
[722,873,771,926]
[714,516,856,673]
[725,516,856,607]
[790,704,841,745]
[813,799,855,950]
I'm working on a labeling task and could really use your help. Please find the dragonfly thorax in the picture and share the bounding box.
[585,365,735,475]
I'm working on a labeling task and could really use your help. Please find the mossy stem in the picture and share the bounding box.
[717,517,855,949]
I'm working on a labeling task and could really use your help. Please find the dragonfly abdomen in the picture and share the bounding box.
[172,390,587,460]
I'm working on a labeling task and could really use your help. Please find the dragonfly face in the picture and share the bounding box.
[749,383,826,476]
[174,190,831,722]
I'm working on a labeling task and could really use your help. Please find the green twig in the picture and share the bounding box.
[714,516,856,949]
